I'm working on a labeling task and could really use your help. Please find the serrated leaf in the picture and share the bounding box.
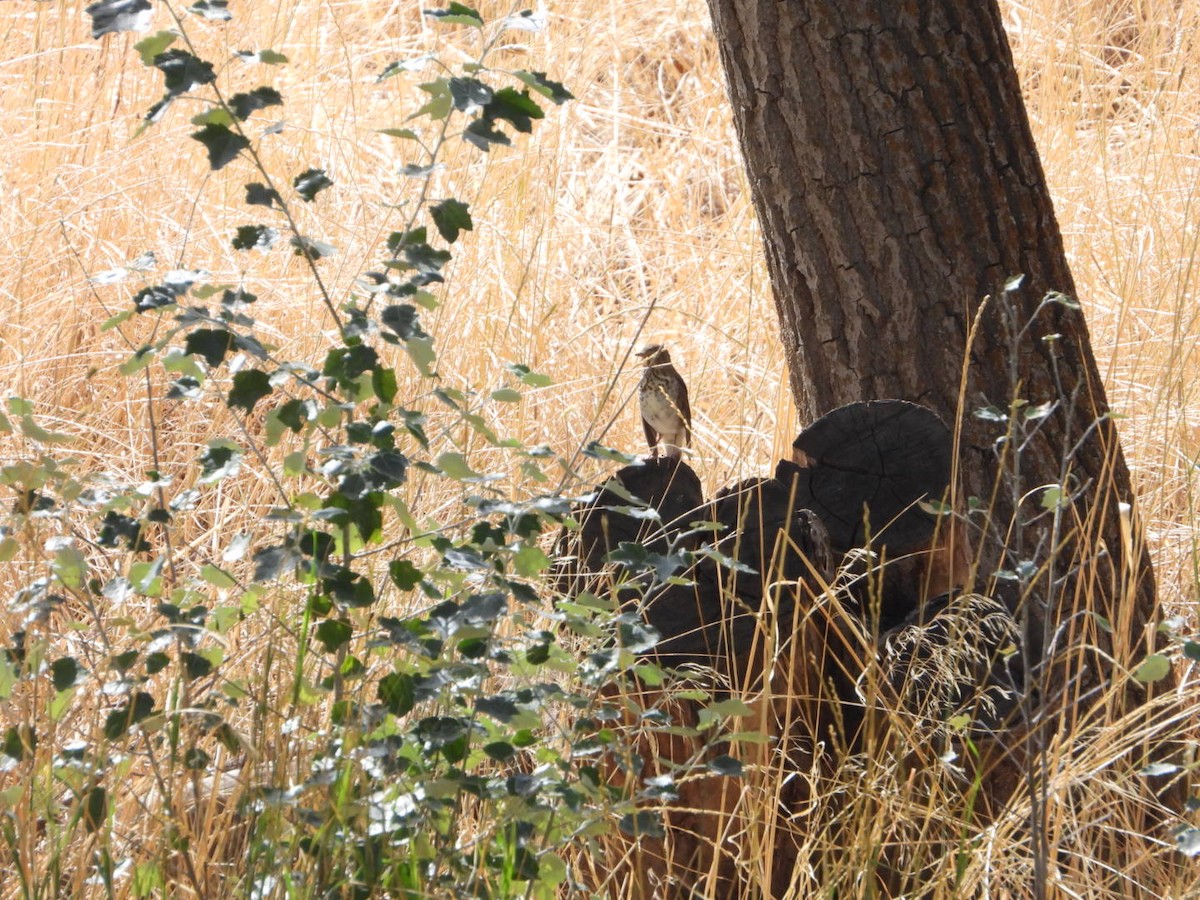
[192,123,250,170]
[382,303,424,339]
[378,672,415,716]
[198,440,243,483]
[232,224,278,251]
[376,55,434,80]
[315,619,353,653]
[290,235,337,259]
[501,10,546,32]
[227,369,272,413]
[154,49,216,97]
[463,117,511,151]
[51,657,80,692]
[184,328,235,367]
[189,0,230,20]
[424,3,483,27]
[245,182,281,208]
[86,0,152,38]
[134,31,176,66]
[513,544,550,577]
[293,168,333,202]
[449,77,492,113]
[389,559,422,590]
[1134,653,1171,683]
[405,335,436,375]
[411,79,452,121]
[430,198,472,243]
[485,87,543,133]
[513,70,574,104]
[103,691,156,740]
[229,86,282,120]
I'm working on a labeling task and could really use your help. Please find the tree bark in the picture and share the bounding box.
[703,0,1160,695]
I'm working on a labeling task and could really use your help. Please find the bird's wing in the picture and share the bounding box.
[642,416,658,450]
[678,374,693,438]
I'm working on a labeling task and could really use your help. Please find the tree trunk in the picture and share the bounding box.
[703,0,1160,700]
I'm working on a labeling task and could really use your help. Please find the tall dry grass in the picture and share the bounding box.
[0,0,1198,897]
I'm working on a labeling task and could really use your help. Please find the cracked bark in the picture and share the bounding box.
[704,0,1163,749]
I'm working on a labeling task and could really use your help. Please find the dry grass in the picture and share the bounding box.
[1,0,1199,897]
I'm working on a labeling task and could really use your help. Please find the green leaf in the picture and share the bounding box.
[236,49,288,65]
[436,452,482,481]
[378,128,420,141]
[378,672,415,716]
[134,31,177,66]
[449,77,493,112]
[191,123,250,170]
[191,107,234,128]
[708,754,743,777]
[293,167,333,202]
[102,309,137,331]
[405,335,436,375]
[411,79,452,121]
[463,117,511,151]
[229,86,283,120]
[103,691,156,740]
[1183,641,1200,662]
[513,70,574,104]
[705,698,754,718]
[490,388,521,403]
[227,369,273,413]
[231,224,278,251]
[200,564,237,588]
[154,49,216,98]
[315,619,353,653]
[486,87,544,133]
[189,0,230,20]
[51,657,80,692]
[52,544,88,589]
[389,559,422,590]
[87,0,152,38]
[430,198,472,243]
[513,544,550,577]
[181,652,212,680]
[1134,654,1171,683]
[424,3,484,27]
[185,328,236,367]
[198,440,243,483]
[245,182,281,207]
[618,811,664,838]
[19,414,73,444]
[83,786,108,833]
[290,235,338,260]
[118,346,155,376]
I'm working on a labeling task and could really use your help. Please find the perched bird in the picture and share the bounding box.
[635,344,692,459]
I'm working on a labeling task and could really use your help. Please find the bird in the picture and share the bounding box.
[635,344,692,459]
